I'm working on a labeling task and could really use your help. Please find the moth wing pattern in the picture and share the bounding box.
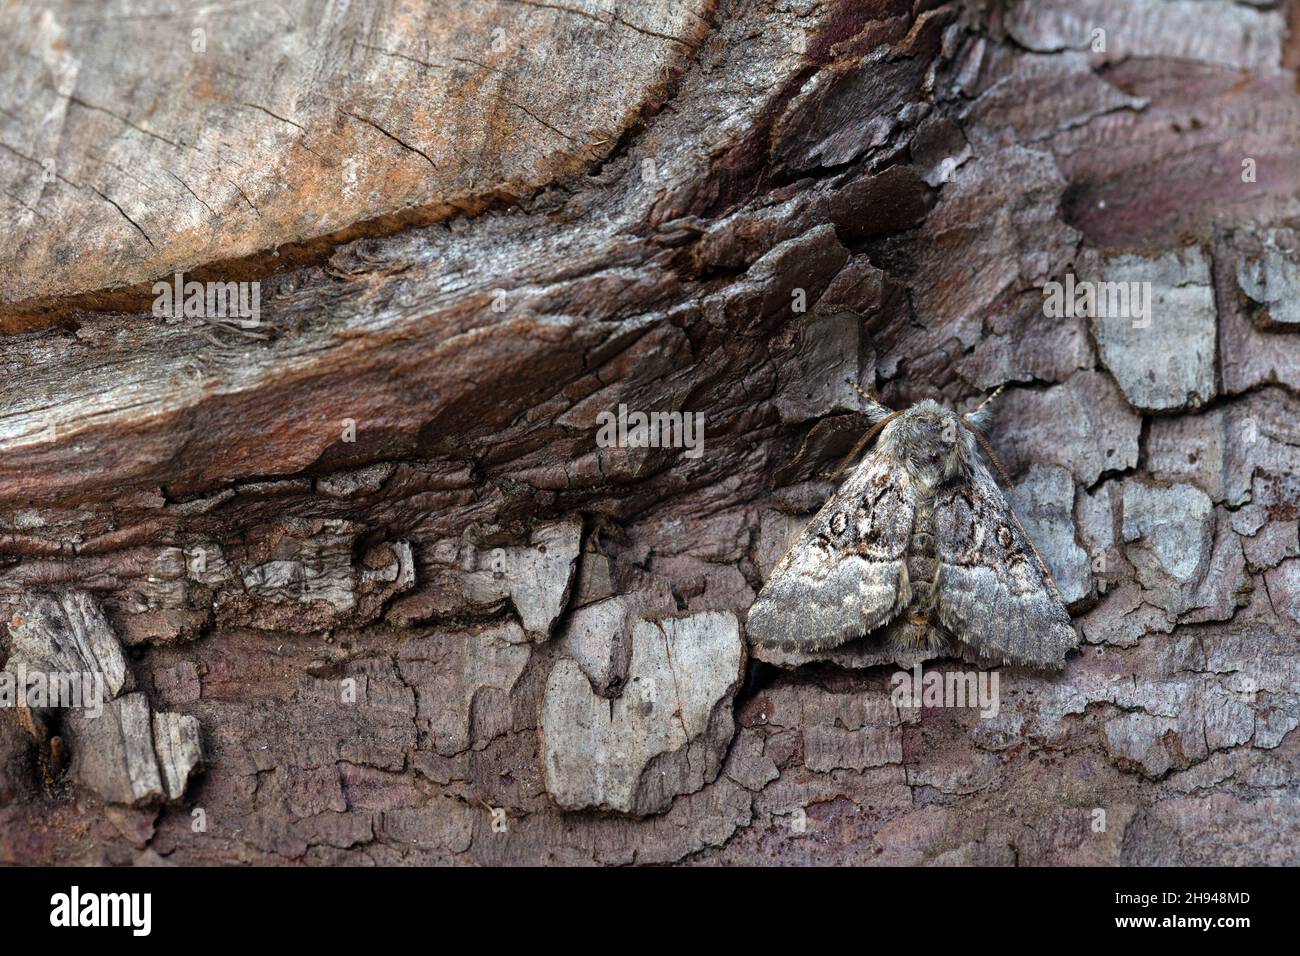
[747,452,915,653]
[934,460,1077,668]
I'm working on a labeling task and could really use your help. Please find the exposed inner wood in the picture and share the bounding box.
[0,0,715,326]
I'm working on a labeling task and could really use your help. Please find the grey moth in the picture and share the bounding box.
[747,391,1077,670]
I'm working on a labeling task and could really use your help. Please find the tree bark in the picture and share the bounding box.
[0,0,1298,865]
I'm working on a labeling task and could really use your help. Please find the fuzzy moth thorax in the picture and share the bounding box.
[876,400,981,489]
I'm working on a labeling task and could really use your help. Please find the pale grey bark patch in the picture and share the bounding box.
[461,517,582,640]
[541,610,742,816]
[1234,226,1300,330]
[992,372,1142,486]
[1090,249,1217,413]
[1009,465,1091,607]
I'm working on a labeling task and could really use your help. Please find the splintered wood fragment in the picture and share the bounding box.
[152,711,204,801]
[7,592,127,698]
[3,590,202,805]
[67,693,163,805]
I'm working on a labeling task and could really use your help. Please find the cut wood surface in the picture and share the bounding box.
[0,0,1297,865]
[0,0,712,321]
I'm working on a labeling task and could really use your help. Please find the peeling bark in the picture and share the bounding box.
[0,0,1298,866]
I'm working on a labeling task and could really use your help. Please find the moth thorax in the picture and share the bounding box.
[906,458,941,492]
[904,444,958,490]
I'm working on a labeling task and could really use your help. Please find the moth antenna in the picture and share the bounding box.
[845,378,895,423]
[964,383,1006,421]
[846,378,874,403]
[959,418,1067,603]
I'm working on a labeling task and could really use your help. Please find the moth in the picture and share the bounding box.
[747,388,1077,669]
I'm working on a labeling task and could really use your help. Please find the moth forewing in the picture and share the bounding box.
[933,462,1078,669]
[745,452,914,653]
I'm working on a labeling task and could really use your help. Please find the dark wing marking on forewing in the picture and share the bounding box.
[746,452,915,653]
[934,462,1077,669]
